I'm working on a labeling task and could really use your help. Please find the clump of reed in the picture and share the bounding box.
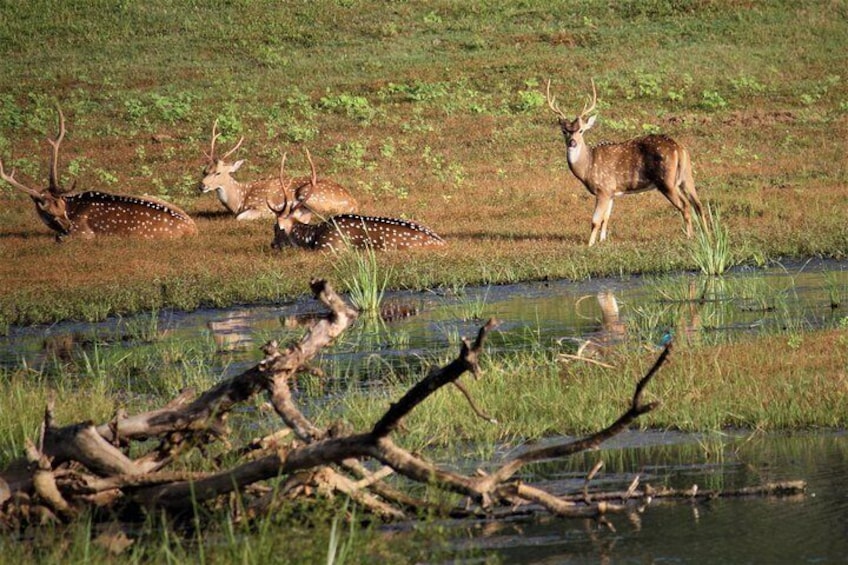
[690,204,733,276]
[333,244,392,315]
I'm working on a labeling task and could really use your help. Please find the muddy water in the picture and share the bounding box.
[441,431,848,563]
[2,259,846,378]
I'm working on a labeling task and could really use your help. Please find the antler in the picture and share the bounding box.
[279,152,295,208]
[46,106,68,194]
[1,105,72,198]
[0,158,42,198]
[204,119,221,163]
[221,134,244,161]
[267,151,295,215]
[545,78,598,122]
[204,119,244,163]
[299,147,318,205]
[579,78,598,121]
[545,79,569,121]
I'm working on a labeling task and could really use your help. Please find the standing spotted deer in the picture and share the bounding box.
[546,79,705,245]
[268,150,445,251]
[199,121,358,220]
[1,108,197,240]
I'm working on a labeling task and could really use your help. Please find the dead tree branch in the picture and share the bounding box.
[0,283,805,532]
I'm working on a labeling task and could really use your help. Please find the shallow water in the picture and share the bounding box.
[440,431,848,564]
[2,259,846,380]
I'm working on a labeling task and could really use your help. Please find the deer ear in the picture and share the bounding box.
[583,115,597,130]
[295,207,313,224]
[231,159,244,171]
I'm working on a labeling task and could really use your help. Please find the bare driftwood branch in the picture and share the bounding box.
[0,282,806,533]
[371,318,498,437]
[480,343,671,491]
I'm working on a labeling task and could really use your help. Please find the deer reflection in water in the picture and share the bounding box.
[562,283,704,364]
[207,311,256,352]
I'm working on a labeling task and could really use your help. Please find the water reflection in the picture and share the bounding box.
[2,260,846,376]
[207,310,256,352]
[556,291,627,366]
[442,432,848,564]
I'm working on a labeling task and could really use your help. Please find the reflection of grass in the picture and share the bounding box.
[824,271,847,309]
[120,307,162,343]
[449,286,490,321]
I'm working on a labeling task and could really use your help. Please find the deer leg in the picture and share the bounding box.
[589,193,611,246]
[679,149,706,231]
[681,176,706,231]
[235,209,267,221]
[660,187,693,238]
[599,198,614,242]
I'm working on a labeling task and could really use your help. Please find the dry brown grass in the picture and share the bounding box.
[2,107,847,325]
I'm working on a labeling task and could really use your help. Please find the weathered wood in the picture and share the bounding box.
[371,318,498,437]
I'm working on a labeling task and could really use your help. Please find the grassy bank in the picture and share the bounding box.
[3,322,846,471]
[1,0,847,327]
[334,328,848,457]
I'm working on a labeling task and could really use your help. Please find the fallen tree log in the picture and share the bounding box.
[0,279,806,532]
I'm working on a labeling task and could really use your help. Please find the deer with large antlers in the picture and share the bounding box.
[1,107,197,240]
[199,121,358,221]
[546,79,705,245]
[268,149,445,251]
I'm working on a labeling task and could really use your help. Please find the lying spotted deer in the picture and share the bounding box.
[268,150,445,251]
[199,121,358,220]
[1,107,197,240]
[546,79,705,245]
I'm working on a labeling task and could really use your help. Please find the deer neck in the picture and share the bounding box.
[286,223,321,249]
[217,179,248,214]
[566,140,594,183]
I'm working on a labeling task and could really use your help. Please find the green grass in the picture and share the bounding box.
[1,1,847,556]
[332,327,848,454]
[0,0,847,327]
[690,204,733,276]
[333,244,391,315]
[4,306,845,469]
[0,498,451,564]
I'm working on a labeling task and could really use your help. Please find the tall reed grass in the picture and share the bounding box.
[690,204,733,276]
[333,244,391,315]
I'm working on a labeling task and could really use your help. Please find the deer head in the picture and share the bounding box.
[267,150,312,247]
[0,106,75,234]
[546,78,597,159]
[199,119,245,194]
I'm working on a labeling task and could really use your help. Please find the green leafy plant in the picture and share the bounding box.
[320,92,375,123]
[513,78,546,113]
[699,89,728,111]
